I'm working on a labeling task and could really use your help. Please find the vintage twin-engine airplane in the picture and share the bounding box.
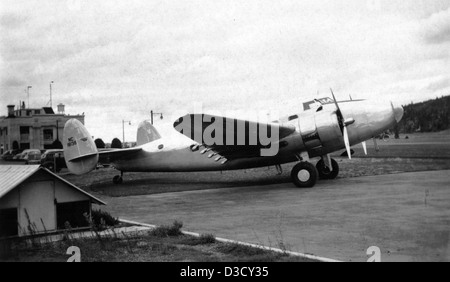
[62,91,404,188]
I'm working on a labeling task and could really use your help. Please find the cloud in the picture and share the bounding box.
[0,13,28,29]
[426,76,450,92]
[1,75,25,87]
[421,8,450,44]
[1,0,450,141]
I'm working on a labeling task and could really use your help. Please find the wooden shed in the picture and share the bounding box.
[0,165,106,238]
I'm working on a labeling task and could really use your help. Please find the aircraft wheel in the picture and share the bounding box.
[316,158,339,180]
[113,175,123,184]
[291,162,318,188]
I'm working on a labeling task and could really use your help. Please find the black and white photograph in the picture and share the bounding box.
[1,0,449,268]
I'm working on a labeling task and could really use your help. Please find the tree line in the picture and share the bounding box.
[397,95,450,133]
[94,138,123,149]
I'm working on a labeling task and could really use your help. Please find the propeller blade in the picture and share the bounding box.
[330,88,344,133]
[362,141,367,155]
[343,126,351,160]
[330,88,339,111]
[331,88,355,160]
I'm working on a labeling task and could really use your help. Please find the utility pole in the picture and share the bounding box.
[49,81,54,108]
[27,86,32,108]
[150,110,164,125]
[122,119,131,147]
[56,120,59,141]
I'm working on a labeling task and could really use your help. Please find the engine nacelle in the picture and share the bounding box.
[295,108,344,158]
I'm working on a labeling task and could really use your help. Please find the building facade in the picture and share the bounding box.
[0,104,84,154]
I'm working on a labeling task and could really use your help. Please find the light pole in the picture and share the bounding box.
[150,110,163,125]
[27,86,32,108]
[122,120,131,147]
[49,81,54,108]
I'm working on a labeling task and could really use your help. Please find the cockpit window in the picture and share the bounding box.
[303,97,334,111]
[317,97,334,104]
[288,115,298,121]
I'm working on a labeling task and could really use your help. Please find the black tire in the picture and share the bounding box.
[113,175,123,184]
[291,162,318,188]
[316,158,339,180]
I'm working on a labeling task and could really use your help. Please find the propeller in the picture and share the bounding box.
[330,89,354,159]
[362,141,368,155]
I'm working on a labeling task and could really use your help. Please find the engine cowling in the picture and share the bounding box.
[295,108,344,158]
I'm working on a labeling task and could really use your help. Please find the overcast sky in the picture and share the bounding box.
[1,0,450,142]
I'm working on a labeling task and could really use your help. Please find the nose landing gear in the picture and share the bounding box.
[316,158,339,180]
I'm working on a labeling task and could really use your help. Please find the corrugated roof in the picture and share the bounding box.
[0,165,40,198]
[0,165,106,205]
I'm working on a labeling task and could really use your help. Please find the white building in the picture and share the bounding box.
[0,165,106,238]
[0,104,84,154]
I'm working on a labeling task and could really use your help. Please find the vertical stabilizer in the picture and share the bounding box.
[136,120,162,146]
[63,119,99,175]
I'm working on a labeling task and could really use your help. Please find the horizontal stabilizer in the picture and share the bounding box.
[97,147,142,164]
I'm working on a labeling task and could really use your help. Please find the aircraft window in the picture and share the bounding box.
[319,97,333,104]
[288,115,298,121]
[190,144,199,152]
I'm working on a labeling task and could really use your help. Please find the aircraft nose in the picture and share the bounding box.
[391,101,404,123]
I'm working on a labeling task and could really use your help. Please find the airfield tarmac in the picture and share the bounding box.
[104,169,450,262]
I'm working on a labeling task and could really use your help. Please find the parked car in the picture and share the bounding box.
[41,149,67,172]
[15,149,40,162]
[12,151,24,161]
[24,150,42,165]
[1,149,20,161]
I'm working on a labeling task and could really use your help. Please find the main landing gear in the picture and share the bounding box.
[316,158,339,180]
[113,171,124,184]
[291,156,339,188]
[291,162,318,188]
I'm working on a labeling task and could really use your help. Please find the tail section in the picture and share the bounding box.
[136,120,162,146]
[63,119,99,175]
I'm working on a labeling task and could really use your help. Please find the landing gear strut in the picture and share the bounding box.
[113,171,123,184]
[291,162,318,188]
[316,158,339,180]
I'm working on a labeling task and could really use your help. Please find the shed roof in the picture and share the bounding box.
[0,165,106,205]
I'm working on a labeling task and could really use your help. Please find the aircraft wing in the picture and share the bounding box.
[173,114,296,160]
[68,147,142,164]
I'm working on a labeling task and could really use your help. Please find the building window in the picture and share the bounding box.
[0,208,18,237]
[20,126,30,142]
[56,201,90,230]
[20,143,30,150]
[20,127,29,134]
[43,129,53,141]
[34,110,41,115]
